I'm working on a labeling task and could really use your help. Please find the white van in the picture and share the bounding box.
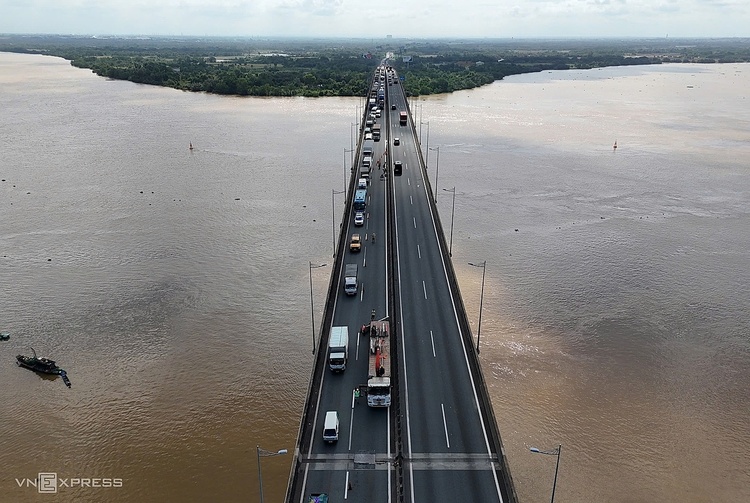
[323,411,339,443]
[358,178,368,189]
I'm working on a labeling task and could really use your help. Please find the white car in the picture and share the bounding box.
[354,212,365,226]
[358,178,367,189]
[365,133,373,141]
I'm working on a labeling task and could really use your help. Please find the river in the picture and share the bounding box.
[1,52,748,502]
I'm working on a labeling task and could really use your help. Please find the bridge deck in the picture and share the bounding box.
[285,63,518,503]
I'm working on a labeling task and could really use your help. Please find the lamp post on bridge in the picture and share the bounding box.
[332,189,345,257]
[256,445,288,503]
[529,444,562,503]
[420,121,430,161]
[442,187,456,256]
[468,260,486,353]
[344,148,354,192]
[309,261,327,354]
[429,146,440,203]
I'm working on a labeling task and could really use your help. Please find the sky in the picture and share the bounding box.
[1,0,748,39]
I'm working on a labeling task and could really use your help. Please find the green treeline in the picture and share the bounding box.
[2,35,749,98]
[69,53,375,97]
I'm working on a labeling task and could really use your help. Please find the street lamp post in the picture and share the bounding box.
[309,261,327,354]
[344,148,354,191]
[429,146,440,202]
[442,187,456,256]
[257,445,288,503]
[468,261,486,353]
[420,121,430,161]
[332,189,345,257]
[529,444,562,503]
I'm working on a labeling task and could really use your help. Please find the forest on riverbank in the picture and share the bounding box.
[2,35,749,97]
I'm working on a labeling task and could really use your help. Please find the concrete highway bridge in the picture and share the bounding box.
[284,63,518,503]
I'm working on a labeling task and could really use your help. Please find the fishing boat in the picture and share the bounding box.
[16,348,72,387]
[0,331,9,341]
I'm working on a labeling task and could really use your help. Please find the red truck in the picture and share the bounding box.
[399,111,407,125]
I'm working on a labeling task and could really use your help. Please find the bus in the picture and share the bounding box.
[353,189,367,211]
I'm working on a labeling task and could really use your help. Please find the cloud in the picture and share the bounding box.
[0,0,747,37]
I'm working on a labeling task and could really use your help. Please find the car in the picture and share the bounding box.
[365,133,373,141]
[391,104,397,110]
[350,234,362,252]
[394,161,402,176]
[376,111,381,118]
[394,137,400,146]
[354,212,364,226]
[323,411,339,443]
[357,178,367,189]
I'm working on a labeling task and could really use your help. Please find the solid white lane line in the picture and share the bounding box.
[345,471,350,500]
[441,403,450,449]
[349,392,356,451]
[355,330,361,360]
[430,330,436,357]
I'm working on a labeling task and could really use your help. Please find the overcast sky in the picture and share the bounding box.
[1,0,747,38]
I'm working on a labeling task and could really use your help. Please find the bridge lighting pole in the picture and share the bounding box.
[529,444,562,503]
[420,121,429,159]
[429,146,440,203]
[442,187,456,256]
[309,261,327,354]
[344,148,354,191]
[332,189,345,257]
[257,445,288,503]
[468,261,486,353]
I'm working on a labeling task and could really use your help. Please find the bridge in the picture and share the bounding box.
[284,64,518,503]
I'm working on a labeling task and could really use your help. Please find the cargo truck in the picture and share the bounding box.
[372,123,381,141]
[328,326,349,372]
[344,264,358,295]
[362,318,391,407]
[399,111,408,125]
